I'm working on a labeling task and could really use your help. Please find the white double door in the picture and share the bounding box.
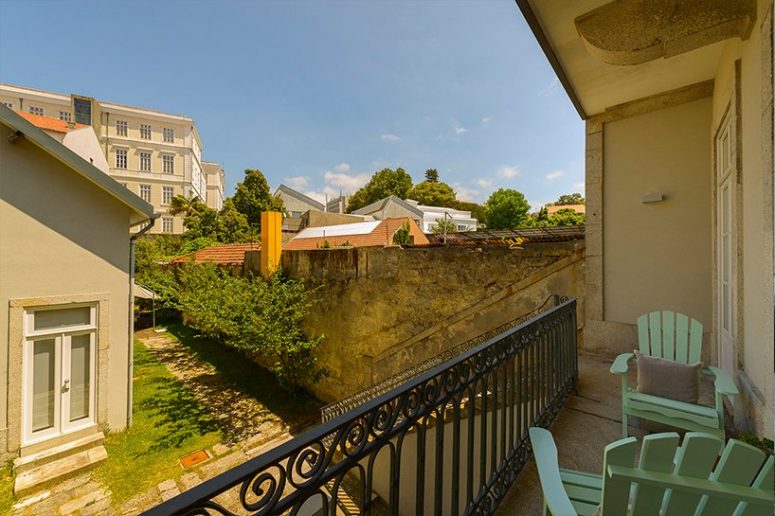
[24,332,95,444]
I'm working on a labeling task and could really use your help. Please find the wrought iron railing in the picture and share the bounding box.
[320,294,569,423]
[144,298,578,516]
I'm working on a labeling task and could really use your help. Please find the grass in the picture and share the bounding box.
[93,339,222,504]
[165,324,323,432]
[0,461,15,513]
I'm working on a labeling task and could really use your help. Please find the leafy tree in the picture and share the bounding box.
[233,169,285,230]
[346,168,413,212]
[424,168,439,182]
[175,264,326,391]
[548,208,585,226]
[485,188,530,229]
[551,193,585,206]
[392,221,412,246]
[454,201,486,224]
[217,199,253,243]
[408,180,457,207]
[430,217,457,234]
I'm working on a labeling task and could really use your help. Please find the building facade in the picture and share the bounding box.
[0,83,224,235]
[0,106,155,492]
[203,161,225,211]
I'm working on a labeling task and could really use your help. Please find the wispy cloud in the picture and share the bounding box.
[480,116,492,124]
[473,177,493,188]
[302,163,371,203]
[334,162,350,173]
[453,183,480,202]
[498,165,521,179]
[528,199,549,211]
[573,181,585,192]
[284,175,309,188]
[381,133,401,143]
[454,125,469,135]
[546,170,564,181]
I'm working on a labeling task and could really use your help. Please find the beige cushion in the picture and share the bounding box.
[635,350,701,404]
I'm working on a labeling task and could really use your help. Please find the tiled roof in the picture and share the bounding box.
[171,243,261,265]
[285,217,429,250]
[16,111,85,133]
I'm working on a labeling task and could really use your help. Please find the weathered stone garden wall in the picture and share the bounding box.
[247,242,585,402]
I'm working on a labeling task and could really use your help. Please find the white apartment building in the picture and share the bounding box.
[203,161,225,211]
[0,83,224,235]
[404,199,478,233]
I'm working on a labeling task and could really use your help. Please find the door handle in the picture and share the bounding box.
[62,379,70,393]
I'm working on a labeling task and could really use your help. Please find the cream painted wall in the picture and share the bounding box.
[710,0,774,437]
[62,128,110,174]
[0,124,132,454]
[603,97,713,326]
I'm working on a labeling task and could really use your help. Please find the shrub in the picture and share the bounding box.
[175,264,326,391]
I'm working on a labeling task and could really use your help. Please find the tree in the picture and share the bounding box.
[392,221,412,246]
[430,217,457,234]
[233,169,285,230]
[548,208,585,226]
[176,264,326,391]
[485,188,530,229]
[424,168,439,182]
[217,199,253,243]
[551,193,585,206]
[454,201,486,225]
[408,180,457,207]
[346,168,413,212]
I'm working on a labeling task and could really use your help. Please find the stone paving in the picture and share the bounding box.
[10,330,298,515]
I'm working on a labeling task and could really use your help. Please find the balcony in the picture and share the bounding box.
[144,298,579,515]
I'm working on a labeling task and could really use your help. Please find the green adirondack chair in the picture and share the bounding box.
[610,311,738,438]
[529,426,774,516]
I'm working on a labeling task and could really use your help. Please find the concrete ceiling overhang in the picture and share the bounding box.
[516,0,757,119]
[576,0,757,65]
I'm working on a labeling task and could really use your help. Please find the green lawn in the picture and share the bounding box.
[94,340,222,504]
[0,461,15,514]
[165,324,322,432]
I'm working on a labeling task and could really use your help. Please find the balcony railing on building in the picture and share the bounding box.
[145,298,578,516]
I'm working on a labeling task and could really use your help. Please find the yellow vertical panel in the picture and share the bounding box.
[260,211,282,278]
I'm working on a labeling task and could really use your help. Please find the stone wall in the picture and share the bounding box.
[248,242,585,402]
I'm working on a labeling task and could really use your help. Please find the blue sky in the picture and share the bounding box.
[0,1,584,208]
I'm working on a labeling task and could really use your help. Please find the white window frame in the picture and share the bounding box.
[162,154,174,174]
[139,151,152,172]
[22,304,97,445]
[162,216,174,233]
[163,127,174,143]
[115,148,128,169]
[162,186,174,205]
[116,120,128,137]
[139,184,151,202]
[140,124,152,140]
[29,106,44,116]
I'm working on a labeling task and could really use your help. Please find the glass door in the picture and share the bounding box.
[23,306,97,445]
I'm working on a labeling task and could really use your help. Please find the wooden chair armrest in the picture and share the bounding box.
[610,352,635,375]
[707,366,739,396]
[528,427,577,516]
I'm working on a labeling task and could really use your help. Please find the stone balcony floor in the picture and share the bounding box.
[497,351,718,515]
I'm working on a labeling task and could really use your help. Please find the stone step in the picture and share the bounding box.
[14,432,104,474]
[14,445,108,496]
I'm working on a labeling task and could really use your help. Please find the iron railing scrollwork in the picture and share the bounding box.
[321,294,570,423]
[144,298,578,516]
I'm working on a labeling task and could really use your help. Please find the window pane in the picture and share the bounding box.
[69,335,91,422]
[32,339,56,432]
[34,307,91,331]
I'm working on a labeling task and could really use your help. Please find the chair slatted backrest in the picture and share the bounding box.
[600,433,775,516]
[637,311,703,364]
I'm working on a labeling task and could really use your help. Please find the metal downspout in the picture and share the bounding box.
[127,214,158,427]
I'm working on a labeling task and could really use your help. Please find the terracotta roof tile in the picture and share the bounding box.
[16,111,86,133]
[171,243,260,265]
